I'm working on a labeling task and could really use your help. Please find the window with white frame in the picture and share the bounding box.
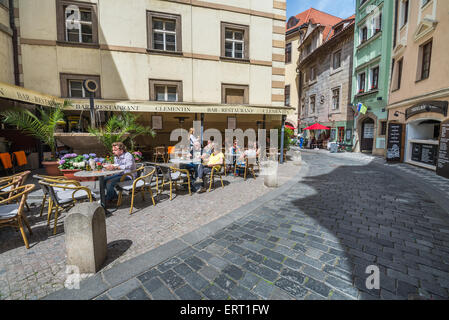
[332,88,340,110]
[372,12,382,36]
[370,66,379,90]
[225,29,244,59]
[64,6,94,43]
[401,0,409,27]
[155,85,178,102]
[153,19,177,51]
[360,26,368,44]
[69,80,86,98]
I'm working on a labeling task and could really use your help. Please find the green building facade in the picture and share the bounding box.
[352,0,394,156]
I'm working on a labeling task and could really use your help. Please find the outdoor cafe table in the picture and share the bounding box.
[74,169,124,214]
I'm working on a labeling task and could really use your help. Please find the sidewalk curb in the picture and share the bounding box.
[43,162,310,300]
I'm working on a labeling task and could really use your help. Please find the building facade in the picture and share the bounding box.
[352,0,394,156]
[386,0,449,173]
[0,0,14,85]
[297,14,355,144]
[1,0,289,149]
[284,8,342,135]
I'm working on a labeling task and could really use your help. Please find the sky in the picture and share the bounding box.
[286,0,356,20]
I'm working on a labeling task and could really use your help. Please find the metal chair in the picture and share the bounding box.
[38,180,98,235]
[234,157,256,181]
[1,171,32,211]
[153,146,167,163]
[33,174,69,217]
[116,165,157,214]
[157,165,191,200]
[204,165,224,192]
[0,184,35,249]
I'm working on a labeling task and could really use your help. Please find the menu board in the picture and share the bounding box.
[437,120,449,179]
[386,123,403,162]
[412,143,438,165]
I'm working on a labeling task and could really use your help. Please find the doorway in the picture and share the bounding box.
[361,118,374,152]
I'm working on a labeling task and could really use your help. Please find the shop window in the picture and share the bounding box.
[149,79,183,102]
[222,84,248,104]
[57,0,98,45]
[147,12,182,52]
[60,74,101,98]
[221,22,249,60]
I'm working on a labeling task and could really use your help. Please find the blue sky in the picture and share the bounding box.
[286,0,356,20]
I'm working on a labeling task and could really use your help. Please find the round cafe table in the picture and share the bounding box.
[169,158,195,168]
[74,169,124,214]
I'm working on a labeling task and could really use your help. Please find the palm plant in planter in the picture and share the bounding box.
[0,101,70,175]
[88,112,155,155]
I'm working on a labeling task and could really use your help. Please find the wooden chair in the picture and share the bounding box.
[116,165,157,214]
[1,171,32,211]
[0,184,35,249]
[38,180,98,235]
[153,146,167,163]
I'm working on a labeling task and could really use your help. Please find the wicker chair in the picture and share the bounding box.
[116,165,157,214]
[153,146,167,163]
[38,180,98,235]
[0,171,32,211]
[157,165,191,200]
[234,157,256,181]
[33,175,69,217]
[0,184,35,249]
[204,165,224,192]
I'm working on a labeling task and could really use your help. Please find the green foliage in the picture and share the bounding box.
[276,126,294,150]
[0,100,69,159]
[88,112,155,152]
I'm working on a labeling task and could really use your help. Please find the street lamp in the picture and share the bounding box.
[83,79,99,129]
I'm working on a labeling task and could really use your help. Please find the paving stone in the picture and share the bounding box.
[159,270,185,290]
[304,277,332,298]
[274,278,308,299]
[173,263,195,277]
[202,284,229,300]
[208,257,229,271]
[137,268,162,284]
[222,264,244,281]
[185,256,205,271]
[280,268,306,285]
[157,257,182,273]
[142,277,164,293]
[242,261,279,283]
[184,272,209,291]
[126,287,150,300]
[239,273,261,290]
[198,265,220,281]
[175,284,202,300]
[252,280,275,299]
[108,278,142,300]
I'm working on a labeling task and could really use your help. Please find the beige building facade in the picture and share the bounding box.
[0,0,14,85]
[387,0,449,171]
[1,0,289,148]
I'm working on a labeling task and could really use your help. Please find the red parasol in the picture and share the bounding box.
[304,123,330,130]
[285,124,296,130]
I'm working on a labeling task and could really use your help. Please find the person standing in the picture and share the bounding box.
[103,142,136,206]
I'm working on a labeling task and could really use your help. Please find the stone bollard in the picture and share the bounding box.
[65,202,107,274]
[260,160,279,188]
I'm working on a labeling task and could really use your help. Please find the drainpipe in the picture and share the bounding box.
[9,0,20,86]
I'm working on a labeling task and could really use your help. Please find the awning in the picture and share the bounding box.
[0,81,294,115]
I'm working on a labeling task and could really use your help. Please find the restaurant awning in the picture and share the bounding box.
[0,81,294,115]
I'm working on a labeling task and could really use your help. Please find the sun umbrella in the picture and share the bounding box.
[304,123,330,130]
[285,124,296,130]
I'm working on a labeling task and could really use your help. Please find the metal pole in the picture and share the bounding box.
[89,92,96,128]
[280,115,286,164]
[200,113,204,156]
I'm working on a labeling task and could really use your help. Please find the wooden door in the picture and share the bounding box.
[361,119,374,152]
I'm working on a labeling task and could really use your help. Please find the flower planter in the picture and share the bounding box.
[42,161,63,176]
[61,169,96,181]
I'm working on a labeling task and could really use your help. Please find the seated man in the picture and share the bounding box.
[103,142,136,205]
[197,144,224,193]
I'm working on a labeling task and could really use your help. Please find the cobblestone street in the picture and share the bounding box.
[44,151,449,300]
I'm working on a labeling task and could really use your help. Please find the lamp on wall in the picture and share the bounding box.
[394,110,405,117]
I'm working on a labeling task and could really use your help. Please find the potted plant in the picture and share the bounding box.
[0,100,71,176]
[131,151,143,162]
[58,153,105,181]
[88,112,155,153]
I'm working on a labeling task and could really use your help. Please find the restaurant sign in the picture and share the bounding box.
[405,101,448,120]
[0,81,292,115]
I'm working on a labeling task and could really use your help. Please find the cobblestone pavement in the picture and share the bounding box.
[46,151,449,300]
[0,161,300,300]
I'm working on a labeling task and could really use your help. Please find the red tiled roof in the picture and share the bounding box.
[286,7,342,34]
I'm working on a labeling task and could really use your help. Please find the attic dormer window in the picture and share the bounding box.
[287,17,299,29]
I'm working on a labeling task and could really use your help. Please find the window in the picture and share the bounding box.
[333,50,342,70]
[370,66,379,90]
[0,0,8,9]
[306,43,312,55]
[221,84,249,104]
[285,85,290,106]
[420,40,432,80]
[310,66,317,81]
[360,26,368,44]
[309,95,316,114]
[149,80,183,102]
[380,121,387,136]
[422,0,431,7]
[147,12,182,52]
[358,72,366,93]
[360,0,368,6]
[372,12,382,35]
[285,43,292,64]
[57,1,98,45]
[221,23,249,60]
[401,0,409,27]
[60,74,101,98]
[332,88,340,110]
[397,58,403,90]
